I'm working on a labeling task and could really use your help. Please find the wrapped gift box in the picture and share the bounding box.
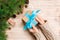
[22,10,40,30]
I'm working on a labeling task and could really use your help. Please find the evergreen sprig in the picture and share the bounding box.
[0,0,27,40]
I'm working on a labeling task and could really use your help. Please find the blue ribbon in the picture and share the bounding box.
[24,10,40,30]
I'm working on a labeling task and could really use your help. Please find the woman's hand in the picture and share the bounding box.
[29,14,47,33]
[29,25,38,33]
[36,14,47,25]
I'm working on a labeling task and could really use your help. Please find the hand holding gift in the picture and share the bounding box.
[22,10,46,33]
[22,10,54,40]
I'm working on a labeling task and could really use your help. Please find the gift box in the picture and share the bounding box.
[22,10,40,30]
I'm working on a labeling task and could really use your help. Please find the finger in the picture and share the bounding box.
[29,29,35,33]
[37,14,44,21]
[36,14,45,25]
[36,17,44,25]
[32,25,38,32]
